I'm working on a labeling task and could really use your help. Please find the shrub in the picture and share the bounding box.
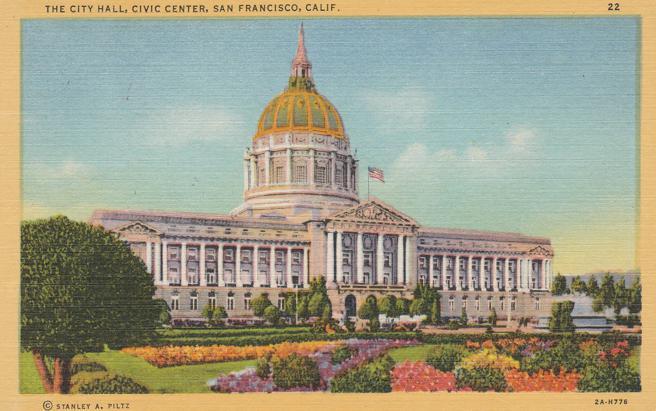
[369,317,380,332]
[70,356,107,375]
[252,293,273,317]
[256,355,272,379]
[446,320,460,330]
[271,353,321,390]
[76,374,148,394]
[330,355,395,393]
[263,306,281,326]
[549,301,575,332]
[331,346,356,365]
[460,349,519,371]
[426,344,469,372]
[456,366,507,392]
[521,337,585,374]
[70,371,111,393]
[578,362,640,392]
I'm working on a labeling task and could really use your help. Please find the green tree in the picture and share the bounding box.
[460,306,468,325]
[551,273,568,295]
[592,296,604,313]
[308,292,327,317]
[613,278,628,315]
[358,295,379,320]
[378,295,398,318]
[430,299,441,325]
[548,301,575,332]
[409,298,423,317]
[212,306,228,324]
[201,304,215,325]
[570,275,587,295]
[396,298,411,316]
[21,216,159,393]
[488,308,497,326]
[597,273,615,312]
[586,276,599,297]
[321,304,333,322]
[251,293,273,317]
[628,277,642,314]
[263,305,281,326]
[153,298,171,327]
[297,295,310,321]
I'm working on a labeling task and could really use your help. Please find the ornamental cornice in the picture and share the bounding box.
[157,234,310,247]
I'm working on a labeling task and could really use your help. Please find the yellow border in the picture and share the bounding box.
[2,1,655,410]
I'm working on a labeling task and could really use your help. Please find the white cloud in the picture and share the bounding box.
[138,106,249,146]
[507,128,537,152]
[27,160,94,181]
[360,88,434,132]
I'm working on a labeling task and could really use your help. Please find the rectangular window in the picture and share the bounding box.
[275,251,284,265]
[384,253,392,268]
[227,297,234,310]
[433,256,440,270]
[241,249,251,263]
[259,251,268,264]
[292,252,301,265]
[448,300,454,312]
[260,271,268,284]
[294,164,307,184]
[342,273,350,284]
[487,300,493,311]
[462,300,467,310]
[335,167,343,187]
[190,296,198,310]
[475,299,480,311]
[171,297,179,311]
[225,269,234,284]
[275,166,284,183]
[168,247,179,260]
[278,297,285,310]
[363,253,372,267]
[224,248,234,262]
[342,252,351,266]
[206,248,216,261]
[315,166,326,184]
[245,297,251,310]
[208,297,216,309]
[511,300,517,311]
[418,257,426,270]
[276,271,284,286]
[187,247,198,261]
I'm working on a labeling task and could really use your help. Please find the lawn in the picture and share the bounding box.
[21,350,255,394]
[628,345,640,373]
[388,344,437,363]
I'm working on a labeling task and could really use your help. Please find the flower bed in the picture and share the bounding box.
[210,338,418,393]
[505,369,580,392]
[122,340,341,367]
[392,361,459,392]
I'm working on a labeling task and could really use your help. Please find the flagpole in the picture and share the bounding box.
[367,170,370,200]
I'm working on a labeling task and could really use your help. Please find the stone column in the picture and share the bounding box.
[326,231,335,284]
[217,244,224,287]
[376,234,384,285]
[492,256,499,291]
[286,148,292,184]
[467,256,474,290]
[287,247,293,287]
[455,255,462,291]
[428,254,434,286]
[181,243,188,286]
[146,240,152,274]
[200,243,206,286]
[162,241,168,285]
[527,258,533,290]
[250,156,256,188]
[235,244,242,287]
[243,158,249,191]
[346,157,352,190]
[441,255,447,289]
[540,259,546,289]
[265,150,271,185]
[309,149,315,185]
[503,258,509,291]
[154,240,161,285]
[331,151,337,189]
[396,235,404,285]
[336,232,343,283]
[253,245,260,287]
[270,247,277,288]
[303,247,309,286]
[356,232,364,284]
[405,236,416,288]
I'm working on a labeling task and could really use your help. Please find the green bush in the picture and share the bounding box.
[76,374,148,394]
[331,346,356,365]
[426,344,469,372]
[446,320,460,330]
[455,366,507,392]
[578,362,640,392]
[256,355,272,379]
[330,355,394,393]
[70,371,111,393]
[70,356,107,375]
[521,337,585,374]
[271,354,321,389]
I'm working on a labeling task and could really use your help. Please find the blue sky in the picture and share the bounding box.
[21,18,639,274]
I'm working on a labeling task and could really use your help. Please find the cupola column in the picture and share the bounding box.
[286,148,292,184]
[265,150,271,185]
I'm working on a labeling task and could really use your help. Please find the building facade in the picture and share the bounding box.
[90,25,554,323]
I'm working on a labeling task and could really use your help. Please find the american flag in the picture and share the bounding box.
[368,166,385,182]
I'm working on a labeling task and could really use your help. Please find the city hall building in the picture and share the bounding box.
[90,26,554,323]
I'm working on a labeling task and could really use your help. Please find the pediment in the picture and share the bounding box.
[114,221,160,235]
[527,245,553,257]
[329,199,417,226]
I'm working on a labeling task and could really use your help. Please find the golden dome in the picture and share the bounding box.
[254,88,345,140]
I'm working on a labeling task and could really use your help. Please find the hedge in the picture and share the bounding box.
[418,332,641,347]
[156,326,312,339]
[330,355,395,393]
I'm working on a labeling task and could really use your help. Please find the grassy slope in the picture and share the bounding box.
[84,350,255,393]
[20,350,254,394]
[387,344,437,363]
[628,345,640,373]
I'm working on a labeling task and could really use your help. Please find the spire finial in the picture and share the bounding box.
[289,23,313,90]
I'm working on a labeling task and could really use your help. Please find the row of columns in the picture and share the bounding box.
[146,240,309,289]
[423,254,552,291]
[243,148,355,190]
[326,231,411,286]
